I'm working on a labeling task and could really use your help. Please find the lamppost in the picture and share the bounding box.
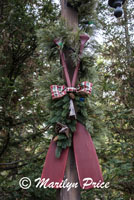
[108,0,126,18]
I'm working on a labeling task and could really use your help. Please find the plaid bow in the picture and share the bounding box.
[50,81,93,100]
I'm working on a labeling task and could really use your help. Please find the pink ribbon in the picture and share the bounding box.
[54,34,89,87]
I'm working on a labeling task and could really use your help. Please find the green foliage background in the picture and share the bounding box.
[0,0,134,199]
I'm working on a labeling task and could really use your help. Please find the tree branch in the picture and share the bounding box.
[0,132,10,157]
[0,151,45,171]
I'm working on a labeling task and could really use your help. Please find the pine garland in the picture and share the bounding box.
[37,20,96,63]
[67,0,97,26]
[36,20,102,158]
[67,0,95,14]
[46,92,90,158]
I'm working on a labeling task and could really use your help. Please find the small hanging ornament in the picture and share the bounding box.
[69,92,75,99]
[80,97,85,102]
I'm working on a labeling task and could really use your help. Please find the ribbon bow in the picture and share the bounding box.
[50,81,93,100]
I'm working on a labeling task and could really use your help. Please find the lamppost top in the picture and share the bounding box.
[108,0,126,8]
[108,0,126,18]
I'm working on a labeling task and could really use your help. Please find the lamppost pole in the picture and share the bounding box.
[57,1,81,200]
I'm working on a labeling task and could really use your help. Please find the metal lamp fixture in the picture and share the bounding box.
[108,0,126,18]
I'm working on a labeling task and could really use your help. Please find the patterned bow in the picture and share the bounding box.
[50,81,93,100]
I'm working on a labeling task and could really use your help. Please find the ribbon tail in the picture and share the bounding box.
[79,34,90,54]
[69,99,77,119]
[54,39,71,87]
[60,51,72,87]
[41,140,69,188]
[73,122,103,189]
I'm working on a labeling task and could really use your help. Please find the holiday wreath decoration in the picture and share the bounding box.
[67,0,96,17]
[41,33,103,189]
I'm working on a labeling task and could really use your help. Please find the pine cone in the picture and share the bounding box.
[69,93,75,99]
[53,135,59,142]
[55,124,61,133]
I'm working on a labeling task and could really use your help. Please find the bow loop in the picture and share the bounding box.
[50,81,93,100]
[77,81,93,96]
[50,85,66,100]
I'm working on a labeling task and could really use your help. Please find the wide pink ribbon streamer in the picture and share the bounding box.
[41,122,103,189]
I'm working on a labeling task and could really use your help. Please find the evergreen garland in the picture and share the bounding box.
[37,20,80,62]
[36,20,104,158]
[67,0,96,15]
[46,92,90,158]
[67,0,98,30]
[37,20,96,62]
